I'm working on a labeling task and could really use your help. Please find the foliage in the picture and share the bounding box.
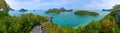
[113,4,120,9]
[42,22,78,33]
[0,0,10,19]
[42,22,63,33]
[0,12,9,19]
[80,21,101,33]
[0,13,48,33]
[74,10,99,16]
[42,5,118,33]
[110,4,120,33]
[1,0,120,33]
[45,8,61,14]
[114,25,120,33]
[0,0,10,13]
[78,10,116,33]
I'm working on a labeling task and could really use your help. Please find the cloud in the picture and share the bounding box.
[79,0,116,10]
[5,0,120,10]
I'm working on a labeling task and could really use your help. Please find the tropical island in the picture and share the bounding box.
[19,8,27,12]
[1,0,120,33]
[74,10,99,16]
[59,7,73,12]
[102,9,112,11]
[45,7,73,14]
[45,8,61,14]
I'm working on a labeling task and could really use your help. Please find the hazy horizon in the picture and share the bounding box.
[5,0,120,10]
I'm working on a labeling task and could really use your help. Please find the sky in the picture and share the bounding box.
[5,0,120,10]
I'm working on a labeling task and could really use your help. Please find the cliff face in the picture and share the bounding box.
[0,0,10,13]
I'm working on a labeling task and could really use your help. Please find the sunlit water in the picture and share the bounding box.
[9,10,110,28]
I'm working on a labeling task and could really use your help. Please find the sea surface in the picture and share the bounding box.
[9,10,110,28]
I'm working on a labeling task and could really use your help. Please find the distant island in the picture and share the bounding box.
[74,10,99,16]
[59,7,73,12]
[45,7,73,14]
[33,10,36,11]
[102,9,112,11]
[19,8,27,12]
[45,8,60,14]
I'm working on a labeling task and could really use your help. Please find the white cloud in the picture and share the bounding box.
[5,0,120,10]
[78,0,119,10]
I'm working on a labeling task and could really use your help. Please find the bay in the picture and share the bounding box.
[9,10,110,28]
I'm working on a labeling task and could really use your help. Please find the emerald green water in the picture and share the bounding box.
[9,10,110,28]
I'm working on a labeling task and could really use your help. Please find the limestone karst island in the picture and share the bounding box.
[0,0,120,33]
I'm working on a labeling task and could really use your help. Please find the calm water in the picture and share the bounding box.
[9,10,110,28]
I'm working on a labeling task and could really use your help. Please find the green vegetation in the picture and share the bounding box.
[41,10,116,33]
[113,4,120,9]
[74,10,99,16]
[42,22,78,33]
[45,8,61,14]
[0,13,48,33]
[0,0,10,13]
[81,11,116,33]
[0,0,48,33]
[1,0,120,33]
[41,5,120,33]
[0,0,10,19]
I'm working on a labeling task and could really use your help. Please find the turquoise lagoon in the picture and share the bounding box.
[9,10,110,28]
